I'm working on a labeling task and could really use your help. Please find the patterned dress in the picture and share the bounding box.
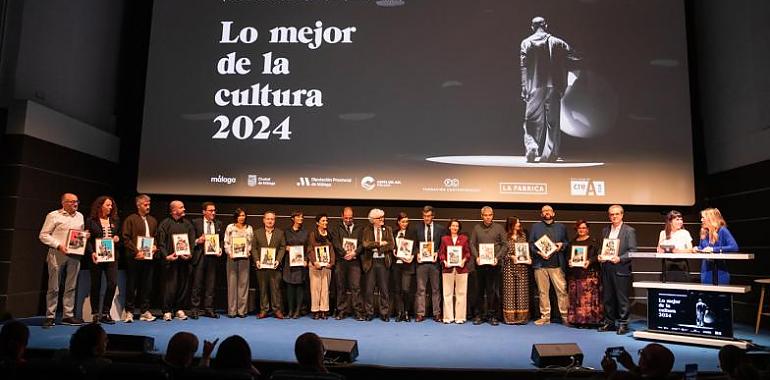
[567,237,603,325]
[502,234,530,324]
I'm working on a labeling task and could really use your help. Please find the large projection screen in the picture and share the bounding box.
[138,0,695,205]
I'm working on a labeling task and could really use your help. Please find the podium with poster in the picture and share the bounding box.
[629,252,754,349]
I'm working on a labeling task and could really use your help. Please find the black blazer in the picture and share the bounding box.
[192,217,224,264]
[601,223,637,276]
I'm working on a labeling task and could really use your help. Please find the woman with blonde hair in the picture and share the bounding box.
[695,208,738,284]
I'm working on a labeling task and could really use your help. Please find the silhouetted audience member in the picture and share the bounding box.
[0,319,29,368]
[719,345,760,380]
[164,331,216,369]
[68,323,111,374]
[213,335,260,378]
[602,343,675,380]
[292,332,344,379]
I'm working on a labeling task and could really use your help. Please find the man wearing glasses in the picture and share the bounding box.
[39,193,86,328]
[190,202,224,319]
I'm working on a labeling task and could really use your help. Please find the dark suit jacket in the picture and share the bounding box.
[601,223,637,276]
[361,224,395,272]
[331,222,364,261]
[252,227,287,270]
[414,222,447,265]
[192,217,224,265]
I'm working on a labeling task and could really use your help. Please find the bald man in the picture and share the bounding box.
[39,193,86,328]
[157,200,196,321]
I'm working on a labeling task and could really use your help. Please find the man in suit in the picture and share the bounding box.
[331,207,365,320]
[190,202,224,319]
[414,205,447,322]
[361,208,395,321]
[599,204,637,335]
[252,210,287,319]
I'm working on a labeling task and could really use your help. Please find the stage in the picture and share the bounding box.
[18,315,770,372]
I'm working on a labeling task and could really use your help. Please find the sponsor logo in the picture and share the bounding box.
[570,178,606,196]
[499,182,547,195]
[361,176,376,191]
[360,175,402,191]
[422,178,479,193]
[210,175,237,185]
[248,174,275,187]
[296,176,352,188]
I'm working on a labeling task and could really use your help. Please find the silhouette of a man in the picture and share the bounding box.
[520,16,578,162]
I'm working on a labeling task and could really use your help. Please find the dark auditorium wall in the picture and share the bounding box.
[1,0,769,328]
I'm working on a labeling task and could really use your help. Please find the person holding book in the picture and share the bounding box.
[85,196,121,324]
[223,208,253,318]
[307,214,336,319]
[437,219,472,324]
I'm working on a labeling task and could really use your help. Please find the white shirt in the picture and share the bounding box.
[39,209,85,251]
[658,229,693,250]
[609,223,622,239]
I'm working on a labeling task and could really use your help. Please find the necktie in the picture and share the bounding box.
[348,225,353,235]
[208,221,214,234]
[375,227,381,243]
[427,224,432,242]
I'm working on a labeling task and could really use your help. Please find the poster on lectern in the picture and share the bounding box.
[139,0,695,205]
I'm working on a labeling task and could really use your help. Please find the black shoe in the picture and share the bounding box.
[335,312,346,320]
[381,315,390,322]
[598,323,616,332]
[237,314,246,318]
[189,310,200,320]
[312,312,320,320]
[356,314,365,322]
[404,314,411,322]
[43,317,55,329]
[204,311,219,319]
[100,314,116,325]
[227,314,236,318]
[489,317,499,326]
[617,325,630,335]
[61,317,84,326]
[365,315,373,321]
[472,316,484,325]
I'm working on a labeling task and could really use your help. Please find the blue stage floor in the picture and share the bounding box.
[18,316,770,371]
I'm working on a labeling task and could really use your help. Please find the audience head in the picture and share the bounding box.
[638,343,674,378]
[295,332,326,372]
[165,331,199,368]
[214,335,253,370]
[69,323,108,361]
[719,345,746,376]
[0,319,29,362]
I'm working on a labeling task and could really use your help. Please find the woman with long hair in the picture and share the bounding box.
[566,220,602,326]
[85,196,120,324]
[307,214,336,319]
[695,208,738,284]
[656,210,693,282]
[223,208,253,317]
[501,216,531,324]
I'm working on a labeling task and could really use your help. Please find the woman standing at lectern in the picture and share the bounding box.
[695,208,738,285]
[656,210,694,282]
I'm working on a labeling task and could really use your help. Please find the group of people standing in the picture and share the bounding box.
[39,193,739,334]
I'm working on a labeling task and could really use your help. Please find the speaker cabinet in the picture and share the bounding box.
[321,337,359,363]
[531,343,583,368]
